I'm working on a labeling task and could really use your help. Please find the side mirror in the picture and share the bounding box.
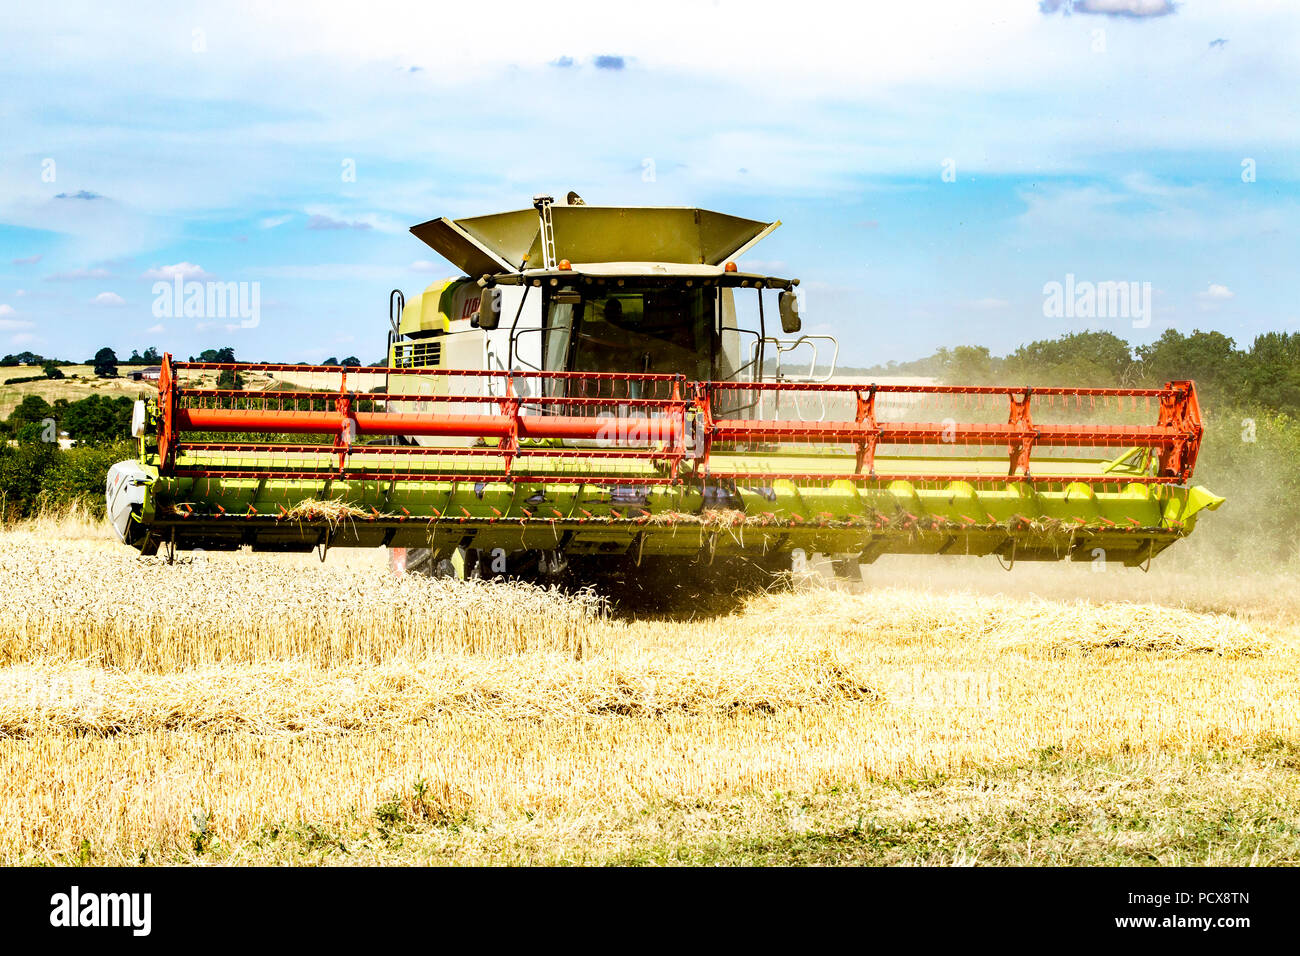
[778,289,801,334]
[474,287,502,330]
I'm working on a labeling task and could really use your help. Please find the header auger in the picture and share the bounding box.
[108,196,1221,582]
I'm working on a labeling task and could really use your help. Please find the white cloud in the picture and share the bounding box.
[142,262,211,281]
[254,264,406,280]
[195,320,249,332]
[0,304,14,316]
[307,214,372,231]
[1084,0,1174,15]
[14,290,26,297]
[45,267,113,281]
[9,332,38,345]
[736,259,788,273]
[1,1,1289,228]
[971,297,1009,310]
[410,260,442,272]
[145,323,165,333]
[1199,283,1234,300]
[1040,0,1176,16]
[0,318,35,331]
[93,291,126,305]
[1017,181,1293,243]
[303,207,402,234]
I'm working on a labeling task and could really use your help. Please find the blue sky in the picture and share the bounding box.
[1,0,1296,366]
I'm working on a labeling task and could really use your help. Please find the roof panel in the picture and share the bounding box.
[410,206,779,275]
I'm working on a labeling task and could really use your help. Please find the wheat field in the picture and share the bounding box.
[1,511,1298,865]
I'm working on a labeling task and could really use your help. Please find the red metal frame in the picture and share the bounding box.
[152,354,1203,486]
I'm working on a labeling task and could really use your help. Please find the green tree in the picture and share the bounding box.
[0,440,132,518]
[937,345,996,384]
[7,394,53,432]
[61,395,133,445]
[16,421,51,444]
[93,346,119,378]
[196,347,236,364]
[38,442,134,513]
[1239,332,1300,413]
[1003,330,1134,387]
[0,441,60,518]
[1136,329,1240,398]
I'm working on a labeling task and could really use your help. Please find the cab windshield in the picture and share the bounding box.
[543,287,713,382]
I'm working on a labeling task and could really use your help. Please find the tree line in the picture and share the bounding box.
[6,346,377,379]
[852,328,1300,417]
[2,394,134,445]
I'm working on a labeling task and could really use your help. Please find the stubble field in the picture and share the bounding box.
[1,510,1297,865]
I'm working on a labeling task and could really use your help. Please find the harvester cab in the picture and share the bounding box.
[107,196,1222,583]
[390,195,823,431]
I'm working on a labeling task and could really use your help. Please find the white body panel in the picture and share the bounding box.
[409,285,542,447]
[106,460,150,542]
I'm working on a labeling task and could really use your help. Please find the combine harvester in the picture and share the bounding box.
[107,195,1221,582]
